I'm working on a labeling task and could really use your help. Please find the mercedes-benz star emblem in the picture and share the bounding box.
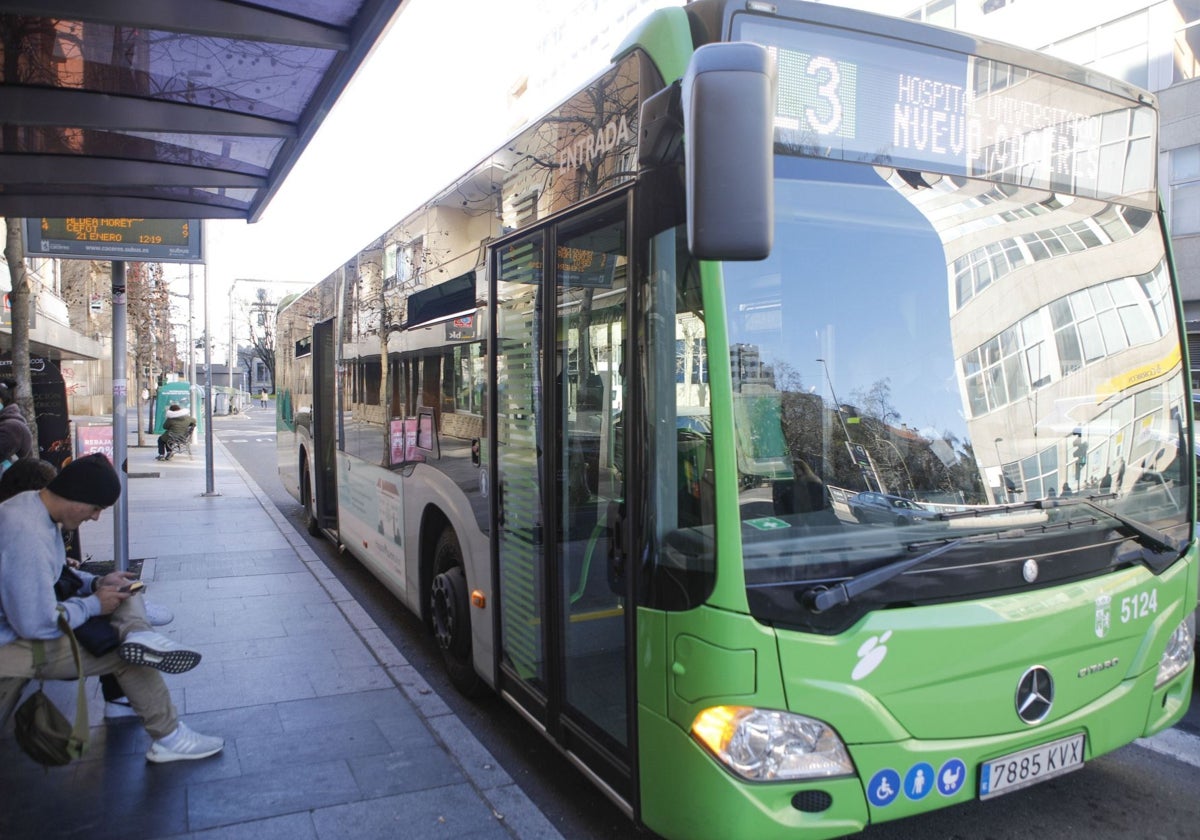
[1015,665,1054,724]
[1022,559,1039,583]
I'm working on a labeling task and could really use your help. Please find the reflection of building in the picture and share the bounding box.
[848,0,1200,391]
[0,244,104,369]
[889,67,1181,504]
[508,1,685,126]
[730,343,769,388]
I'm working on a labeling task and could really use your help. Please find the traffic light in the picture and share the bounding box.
[1073,438,1088,466]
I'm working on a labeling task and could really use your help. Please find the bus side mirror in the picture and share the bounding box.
[682,42,774,261]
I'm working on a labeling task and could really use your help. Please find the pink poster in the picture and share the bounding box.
[76,425,114,463]
[389,419,406,465]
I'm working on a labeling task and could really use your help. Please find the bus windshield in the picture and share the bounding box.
[720,153,1190,633]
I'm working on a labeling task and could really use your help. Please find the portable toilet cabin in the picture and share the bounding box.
[154,382,205,435]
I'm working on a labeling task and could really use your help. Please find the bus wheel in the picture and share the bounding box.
[430,529,482,697]
[301,466,321,537]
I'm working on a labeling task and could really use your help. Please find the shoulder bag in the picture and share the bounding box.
[14,609,89,767]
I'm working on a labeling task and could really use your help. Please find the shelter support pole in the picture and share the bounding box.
[111,260,129,571]
[202,261,217,496]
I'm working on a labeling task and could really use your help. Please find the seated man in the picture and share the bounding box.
[156,403,196,460]
[0,453,223,762]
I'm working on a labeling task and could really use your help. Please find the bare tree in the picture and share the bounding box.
[125,263,174,444]
[244,287,276,392]
[1,17,58,449]
[3,219,36,449]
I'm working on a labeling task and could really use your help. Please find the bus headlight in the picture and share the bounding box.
[1155,611,1195,688]
[691,705,854,781]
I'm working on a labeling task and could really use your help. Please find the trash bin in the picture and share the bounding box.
[153,382,205,435]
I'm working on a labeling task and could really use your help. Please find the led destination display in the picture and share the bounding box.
[737,15,1155,203]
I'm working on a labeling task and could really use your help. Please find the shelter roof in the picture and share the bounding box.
[0,0,404,221]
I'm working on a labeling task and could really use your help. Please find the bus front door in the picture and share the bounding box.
[311,318,338,532]
[493,201,632,804]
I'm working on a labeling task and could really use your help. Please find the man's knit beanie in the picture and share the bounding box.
[47,453,121,507]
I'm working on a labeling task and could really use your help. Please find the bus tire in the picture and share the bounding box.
[301,463,322,537]
[430,528,482,697]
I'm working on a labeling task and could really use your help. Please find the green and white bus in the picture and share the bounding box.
[276,1,1197,836]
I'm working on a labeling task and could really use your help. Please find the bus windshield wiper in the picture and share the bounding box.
[803,495,1187,612]
[802,530,1024,613]
[1039,494,1183,570]
[935,496,1182,556]
[935,500,1042,520]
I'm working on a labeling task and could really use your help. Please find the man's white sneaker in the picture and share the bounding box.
[143,600,175,626]
[118,630,201,674]
[104,699,140,720]
[145,722,224,763]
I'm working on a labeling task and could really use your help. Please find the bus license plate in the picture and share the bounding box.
[978,734,1085,800]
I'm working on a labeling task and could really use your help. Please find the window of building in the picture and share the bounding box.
[383,242,398,280]
[395,239,424,287]
[1012,444,1057,501]
[1173,1,1200,82]
[906,0,955,27]
[451,342,486,415]
[952,205,1150,311]
[961,264,1171,417]
[1046,11,1149,89]
[1170,145,1200,235]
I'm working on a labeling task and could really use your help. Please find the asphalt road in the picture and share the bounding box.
[216,406,1200,840]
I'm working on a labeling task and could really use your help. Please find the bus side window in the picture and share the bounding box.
[677,424,714,529]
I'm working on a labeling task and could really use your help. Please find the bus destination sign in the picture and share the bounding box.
[738,16,1155,204]
[26,217,204,263]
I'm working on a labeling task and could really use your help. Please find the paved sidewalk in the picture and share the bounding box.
[0,423,563,840]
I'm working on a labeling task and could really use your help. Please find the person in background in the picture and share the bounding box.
[0,457,56,501]
[156,403,196,461]
[0,454,224,761]
[0,381,33,472]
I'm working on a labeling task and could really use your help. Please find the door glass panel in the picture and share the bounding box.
[496,233,546,689]
[557,207,627,746]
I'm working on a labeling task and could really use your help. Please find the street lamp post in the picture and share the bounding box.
[228,282,236,393]
[186,265,194,386]
[166,284,194,384]
[202,259,217,495]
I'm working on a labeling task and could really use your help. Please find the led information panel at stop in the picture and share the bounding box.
[736,14,1156,203]
[26,217,203,263]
